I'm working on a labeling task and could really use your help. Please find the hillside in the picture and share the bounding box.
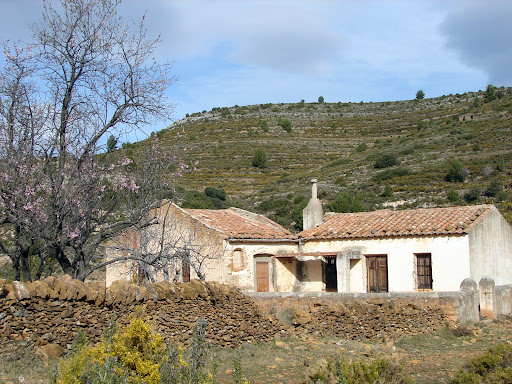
[120,87,512,230]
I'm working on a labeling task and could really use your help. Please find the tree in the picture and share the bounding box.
[484,84,497,102]
[445,160,468,183]
[330,191,365,213]
[374,153,398,169]
[279,118,292,133]
[252,148,267,168]
[107,135,118,153]
[0,0,176,281]
[318,96,325,104]
[415,90,425,100]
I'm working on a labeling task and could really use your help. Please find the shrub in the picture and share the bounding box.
[259,119,269,133]
[445,160,468,182]
[318,96,325,104]
[279,118,292,132]
[464,186,481,202]
[355,143,368,153]
[52,316,217,384]
[252,148,267,168]
[204,186,227,201]
[416,89,425,100]
[304,356,412,384]
[373,168,410,182]
[485,178,502,197]
[330,191,365,213]
[447,189,460,202]
[373,153,398,169]
[450,344,512,384]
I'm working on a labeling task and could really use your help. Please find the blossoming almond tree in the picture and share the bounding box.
[0,0,176,281]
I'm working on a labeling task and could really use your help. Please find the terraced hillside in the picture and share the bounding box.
[120,88,512,230]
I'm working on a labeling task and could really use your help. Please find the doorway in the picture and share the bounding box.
[366,255,388,292]
[324,257,337,292]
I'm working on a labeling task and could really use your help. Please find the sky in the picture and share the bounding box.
[1,0,511,142]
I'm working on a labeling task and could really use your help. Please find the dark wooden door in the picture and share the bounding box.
[367,255,388,293]
[256,261,269,292]
[325,258,338,292]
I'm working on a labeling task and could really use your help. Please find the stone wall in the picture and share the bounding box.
[0,276,284,349]
[3,276,510,352]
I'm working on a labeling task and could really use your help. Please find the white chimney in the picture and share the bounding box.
[302,179,324,230]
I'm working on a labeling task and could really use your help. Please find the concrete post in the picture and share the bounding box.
[479,276,496,319]
[460,278,479,322]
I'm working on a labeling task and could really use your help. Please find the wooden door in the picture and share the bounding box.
[366,255,388,293]
[256,261,269,292]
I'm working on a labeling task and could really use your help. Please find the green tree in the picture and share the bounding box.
[484,178,502,197]
[382,184,393,198]
[259,119,269,132]
[355,142,368,153]
[252,148,267,168]
[374,153,398,169]
[464,186,481,202]
[318,96,325,103]
[279,118,292,132]
[330,191,365,213]
[445,160,468,182]
[447,189,460,202]
[106,134,118,153]
[415,90,425,99]
[484,84,497,102]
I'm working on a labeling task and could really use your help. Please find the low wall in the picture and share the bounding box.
[247,291,477,341]
[0,276,284,349]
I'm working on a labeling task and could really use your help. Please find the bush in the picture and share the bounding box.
[485,179,502,197]
[464,186,481,202]
[204,186,226,201]
[450,344,512,384]
[373,168,410,182]
[252,148,267,168]
[318,96,325,104]
[304,356,412,384]
[445,160,468,183]
[355,143,368,153]
[259,119,269,132]
[330,191,365,213]
[416,89,425,100]
[279,118,292,132]
[447,189,460,202]
[373,153,398,169]
[52,316,217,384]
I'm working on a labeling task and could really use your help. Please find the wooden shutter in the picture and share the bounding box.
[416,253,432,290]
[367,255,388,293]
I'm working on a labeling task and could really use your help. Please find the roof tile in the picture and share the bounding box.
[299,205,493,240]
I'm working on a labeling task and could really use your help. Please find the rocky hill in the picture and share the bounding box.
[119,87,512,230]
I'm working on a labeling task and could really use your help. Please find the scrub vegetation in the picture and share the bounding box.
[121,87,512,230]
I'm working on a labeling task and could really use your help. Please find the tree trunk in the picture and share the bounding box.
[20,247,32,282]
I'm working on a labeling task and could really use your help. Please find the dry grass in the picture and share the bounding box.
[3,318,510,383]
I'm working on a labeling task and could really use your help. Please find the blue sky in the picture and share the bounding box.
[1,0,511,142]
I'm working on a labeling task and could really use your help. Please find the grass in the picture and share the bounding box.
[3,318,510,383]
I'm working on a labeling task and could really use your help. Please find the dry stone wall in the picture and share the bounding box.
[0,276,284,349]
[1,276,455,352]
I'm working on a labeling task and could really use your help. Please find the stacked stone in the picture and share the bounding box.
[290,301,447,341]
[0,277,285,349]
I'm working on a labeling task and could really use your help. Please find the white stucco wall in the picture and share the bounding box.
[225,241,299,292]
[300,235,471,292]
[468,207,512,286]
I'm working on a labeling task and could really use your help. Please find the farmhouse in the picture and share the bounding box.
[106,180,512,294]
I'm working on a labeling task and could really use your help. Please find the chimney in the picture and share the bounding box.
[302,179,324,230]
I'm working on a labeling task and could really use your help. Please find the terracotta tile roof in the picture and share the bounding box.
[183,207,294,240]
[299,205,494,241]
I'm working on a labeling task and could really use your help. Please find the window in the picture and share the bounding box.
[415,253,432,290]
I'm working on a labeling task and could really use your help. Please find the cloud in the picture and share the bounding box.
[440,0,512,86]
